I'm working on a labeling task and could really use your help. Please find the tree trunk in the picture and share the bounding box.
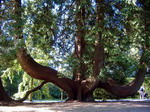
[0,77,12,101]
[73,0,87,81]
[92,0,105,78]
[16,49,98,101]
[17,47,147,101]
[28,78,33,101]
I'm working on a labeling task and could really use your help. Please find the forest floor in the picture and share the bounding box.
[0,100,150,112]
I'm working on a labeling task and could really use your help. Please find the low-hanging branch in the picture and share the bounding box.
[98,67,147,97]
[15,81,48,102]
[98,49,147,97]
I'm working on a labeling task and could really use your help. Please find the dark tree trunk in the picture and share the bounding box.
[0,78,12,101]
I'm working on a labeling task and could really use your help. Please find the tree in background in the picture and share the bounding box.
[0,0,149,102]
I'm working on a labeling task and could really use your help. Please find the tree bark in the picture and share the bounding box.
[98,49,147,97]
[17,48,78,100]
[98,67,146,97]
[0,77,12,101]
[92,0,105,78]
[73,0,87,81]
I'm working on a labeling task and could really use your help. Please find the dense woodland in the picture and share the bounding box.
[0,0,149,102]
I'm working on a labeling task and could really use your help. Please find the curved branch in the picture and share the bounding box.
[97,46,147,97]
[98,47,148,97]
[13,0,77,100]
[17,48,77,99]
[17,48,57,81]
[16,81,47,102]
[98,67,146,97]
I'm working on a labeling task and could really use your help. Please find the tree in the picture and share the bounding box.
[0,0,149,102]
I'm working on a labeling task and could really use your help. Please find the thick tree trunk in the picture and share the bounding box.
[0,78,12,101]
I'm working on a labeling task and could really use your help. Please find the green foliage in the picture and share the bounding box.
[1,0,148,78]
[49,84,67,99]
[12,72,59,100]
[144,77,150,96]
[93,88,117,100]
[1,60,23,97]
[0,47,63,100]
[31,82,53,100]
[23,0,57,53]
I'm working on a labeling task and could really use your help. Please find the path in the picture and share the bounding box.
[0,100,150,112]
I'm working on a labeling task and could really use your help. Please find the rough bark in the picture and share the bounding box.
[71,0,88,101]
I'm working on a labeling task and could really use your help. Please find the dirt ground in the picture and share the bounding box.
[0,101,150,112]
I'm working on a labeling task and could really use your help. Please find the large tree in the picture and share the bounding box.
[0,0,149,102]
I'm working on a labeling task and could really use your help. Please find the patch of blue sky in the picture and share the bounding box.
[105,5,124,32]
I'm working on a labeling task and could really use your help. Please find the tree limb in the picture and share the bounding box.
[15,81,48,102]
[98,49,147,97]
[17,48,77,99]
